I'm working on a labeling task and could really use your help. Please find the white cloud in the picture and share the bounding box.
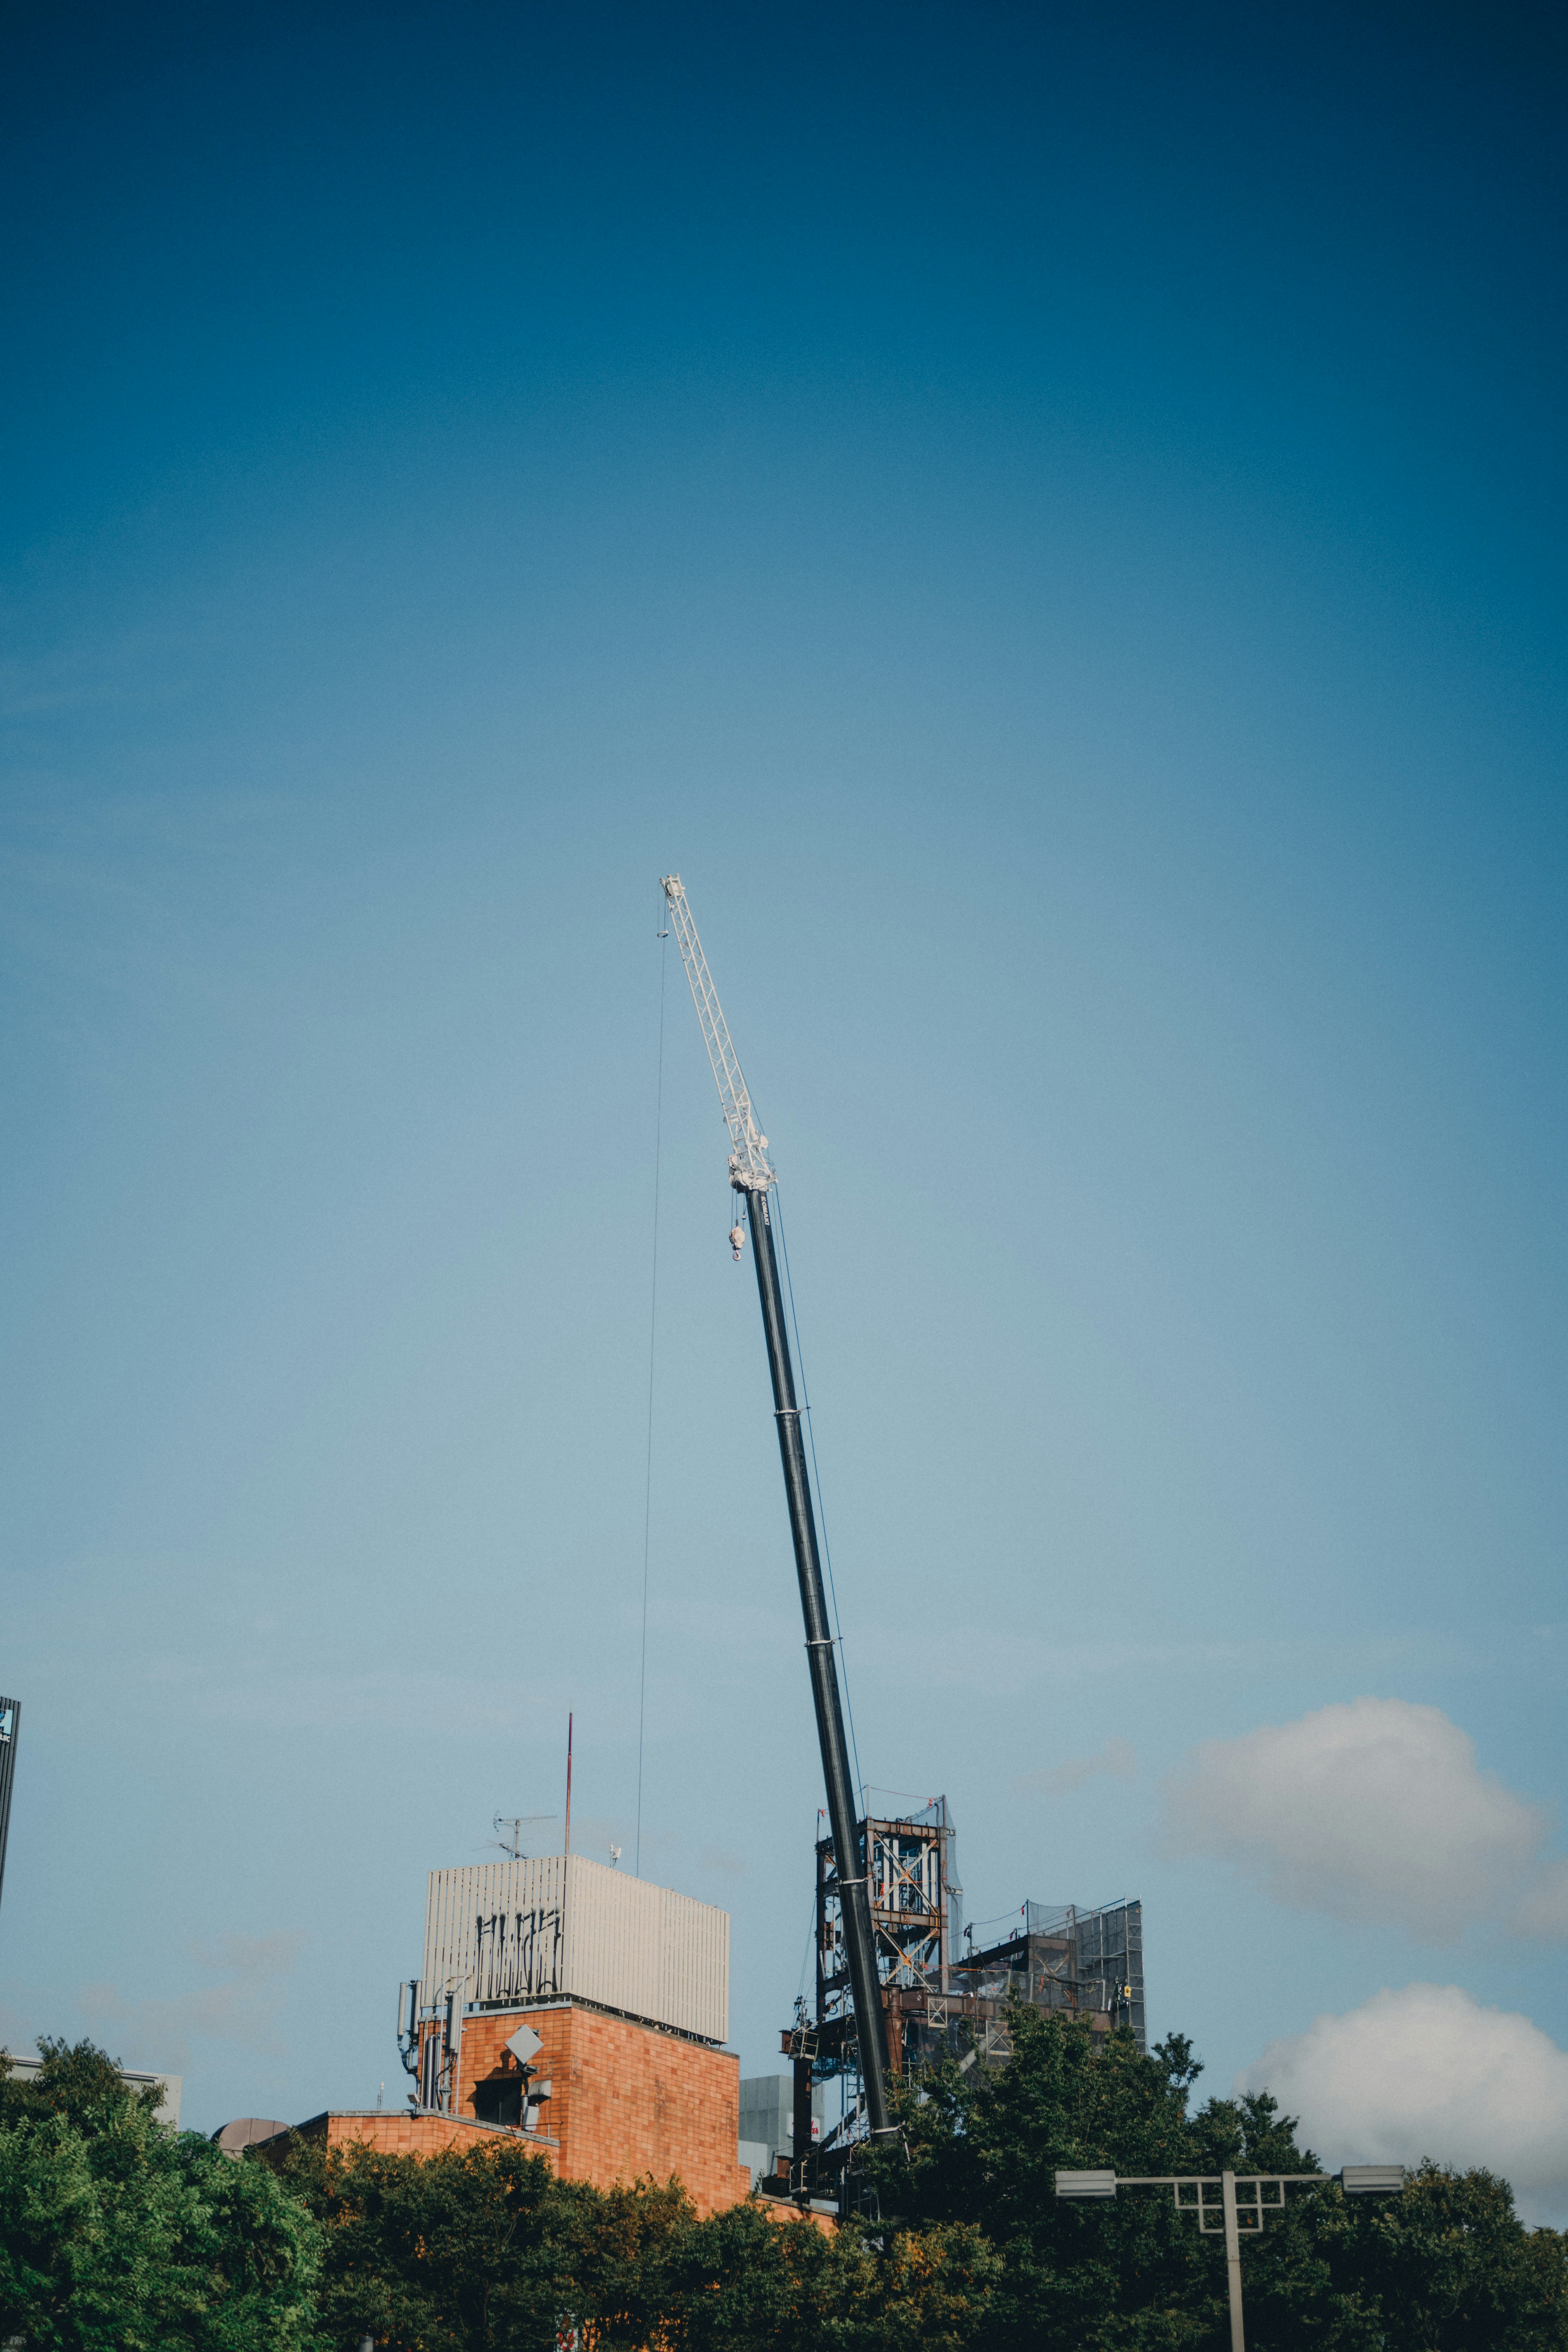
[1160,1697,1546,1940]
[1013,1738,1136,1799]
[1241,1984,1568,2227]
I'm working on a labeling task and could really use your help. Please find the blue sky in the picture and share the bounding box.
[2,0,1565,2202]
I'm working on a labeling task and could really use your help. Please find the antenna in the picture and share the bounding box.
[490,1814,556,1860]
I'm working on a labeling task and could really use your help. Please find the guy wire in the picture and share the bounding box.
[635,915,668,1877]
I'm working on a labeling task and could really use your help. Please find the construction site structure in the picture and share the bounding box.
[776,1793,1145,2194]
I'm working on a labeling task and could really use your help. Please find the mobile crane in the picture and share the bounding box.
[660,875,893,2147]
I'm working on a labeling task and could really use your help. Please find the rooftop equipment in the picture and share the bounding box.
[399,1855,730,2113]
[662,875,894,2144]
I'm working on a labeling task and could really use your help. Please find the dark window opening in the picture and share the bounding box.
[472,2077,524,2128]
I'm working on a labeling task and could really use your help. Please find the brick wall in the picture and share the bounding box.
[274,2001,751,2218]
[267,2103,825,2236]
[459,2002,751,2218]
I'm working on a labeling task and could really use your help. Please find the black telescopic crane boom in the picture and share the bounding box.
[658,875,893,2144]
[744,1183,892,2140]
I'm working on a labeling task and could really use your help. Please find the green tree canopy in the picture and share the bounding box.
[0,2037,321,2352]
[275,2129,998,2352]
[274,2132,691,2351]
[860,2005,1568,2352]
[8,2020,1564,2350]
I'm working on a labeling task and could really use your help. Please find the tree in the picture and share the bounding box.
[0,2033,163,2132]
[860,2007,1568,2352]
[654,2195,996,2352]
[278,2134,998,2352]
[0,2038,321,2351]
[274,2133,692,2351]
[16,2019,1558,2350]
[1300,2163,1568,2352]
[864,2006,1238,2348]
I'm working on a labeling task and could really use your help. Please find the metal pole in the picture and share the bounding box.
[0,1698,19,1936]
[444,1992,461,2117]
[792,2053,815,2185]
[1221,2169,1245,2352]
[745,1185,892,2137]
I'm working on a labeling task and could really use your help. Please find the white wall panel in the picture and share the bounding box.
[421,1856,728,2043]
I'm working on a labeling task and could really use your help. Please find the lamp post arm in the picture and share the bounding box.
[1112,2174,1332,2188]
[1054,2166,1405,2352]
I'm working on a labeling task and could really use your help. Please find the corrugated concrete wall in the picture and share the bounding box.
[423,1855,728,2043]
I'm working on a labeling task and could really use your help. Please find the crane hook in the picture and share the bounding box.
[730,1222,746,1262]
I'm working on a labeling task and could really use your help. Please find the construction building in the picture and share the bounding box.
[775,1795,1144,2193]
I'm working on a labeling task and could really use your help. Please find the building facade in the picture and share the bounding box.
[260,1855,749,2219]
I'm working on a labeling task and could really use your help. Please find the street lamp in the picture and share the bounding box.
[1056,2164,1405,2352]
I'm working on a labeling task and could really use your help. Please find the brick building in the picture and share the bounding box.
[258,1855,751,2218]
[452,1998,748,2214]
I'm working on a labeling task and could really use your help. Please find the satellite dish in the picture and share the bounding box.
[504,2024,542,2067]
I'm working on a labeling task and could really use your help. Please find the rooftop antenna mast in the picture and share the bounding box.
[490,1814,555,1860]
[659,874,893,2142]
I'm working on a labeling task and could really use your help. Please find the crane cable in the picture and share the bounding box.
[635,907,668,1878]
